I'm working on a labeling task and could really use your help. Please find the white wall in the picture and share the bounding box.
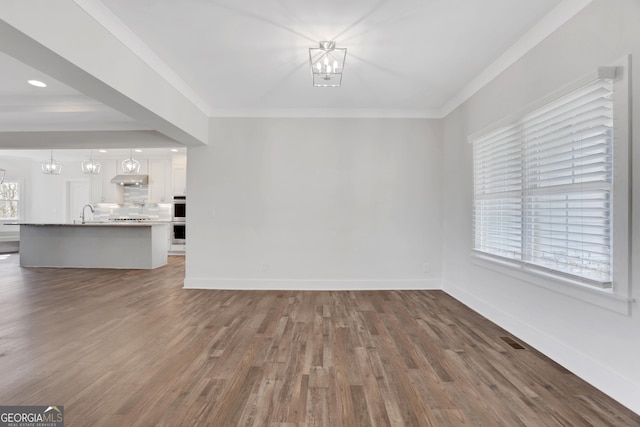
[441,0,640,414]
[185,118,443,289]
[28,159,92,223]
[1,154,93,224]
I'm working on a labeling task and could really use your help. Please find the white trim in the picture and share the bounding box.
[443,279,640,415]
[184,277,442,291]
[471,253,633,315]
[206,108,443,119]
[441,0,595,117]
[73,0,212,116]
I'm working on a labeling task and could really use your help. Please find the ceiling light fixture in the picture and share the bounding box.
[122,149,140,174]
[41,150,62,175]
[28,79,47,88]
[309,41,346,87]
[81,150,101,174]
[170,149,179,152]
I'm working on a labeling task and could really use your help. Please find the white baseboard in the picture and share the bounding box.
[443,279,640,416]
[184,277,442,291]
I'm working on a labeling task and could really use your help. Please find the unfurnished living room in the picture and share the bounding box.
[0,1,639,426]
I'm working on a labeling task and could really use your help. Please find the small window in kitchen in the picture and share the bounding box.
[0,179,21,220]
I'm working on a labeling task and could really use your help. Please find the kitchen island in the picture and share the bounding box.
[19,222,169,269]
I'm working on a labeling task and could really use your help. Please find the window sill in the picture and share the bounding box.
[471,252,634,316]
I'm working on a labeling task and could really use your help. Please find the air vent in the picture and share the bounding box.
[500,336,525,350]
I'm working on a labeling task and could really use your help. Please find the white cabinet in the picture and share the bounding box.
[89,154,185,204]
[90,160,120,204]
[102,160,121,203]
[90,171,103,203]
[148,159,172,203]
[172,154,187,196]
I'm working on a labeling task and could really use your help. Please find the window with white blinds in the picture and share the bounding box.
[473,77,613,287]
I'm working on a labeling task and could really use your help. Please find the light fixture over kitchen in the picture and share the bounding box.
[81,150,101,174]
[41,150,62,175]
[122,149,140,174]
[309,41,346,87]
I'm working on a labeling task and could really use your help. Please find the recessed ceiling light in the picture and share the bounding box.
[28,80,47,88]
[134,149,142,153]
[98,149,107,153]
[170,149,179,152]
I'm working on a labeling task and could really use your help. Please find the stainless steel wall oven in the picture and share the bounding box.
[171,196,186,246]
[171,222,186,245]
[172,195,186,221]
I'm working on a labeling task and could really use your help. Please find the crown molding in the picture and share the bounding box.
[73,0,212,116]
[439,0,595,118]
[74,0,593,121]
[207,108,443,119]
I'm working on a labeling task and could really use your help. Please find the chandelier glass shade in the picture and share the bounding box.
[41,150,62,175]
[122,149,140,174]
[81,150,101,174]
[309,41,346,87]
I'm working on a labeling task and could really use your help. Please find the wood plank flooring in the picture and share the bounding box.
[0,254,637,426]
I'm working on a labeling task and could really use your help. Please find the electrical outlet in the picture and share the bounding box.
[260,263,269,272]
[422,263,431,273]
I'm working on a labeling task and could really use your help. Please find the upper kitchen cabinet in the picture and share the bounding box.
[172,154,187,196]
[89,168,103,204]
[148,159,173,203]
[90,160,121,204]
[104,160,122,204]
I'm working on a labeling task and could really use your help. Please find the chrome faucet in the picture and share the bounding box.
[81,204,94,224]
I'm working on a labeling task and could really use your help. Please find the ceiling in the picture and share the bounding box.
[0,50,143,133]
[95,0,565,116]
[0,0,587,151]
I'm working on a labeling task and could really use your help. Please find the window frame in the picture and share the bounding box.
[0,177,24,223]
[469,56,631,315]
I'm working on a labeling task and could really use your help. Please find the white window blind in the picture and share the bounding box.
[473,77,613,287]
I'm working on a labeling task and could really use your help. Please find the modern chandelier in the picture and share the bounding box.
[122,149,140,174]
[309,41,347,87]
[41,150,62,175]
[81,150,101,174]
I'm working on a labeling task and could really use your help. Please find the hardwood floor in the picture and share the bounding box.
[0,253,637,426]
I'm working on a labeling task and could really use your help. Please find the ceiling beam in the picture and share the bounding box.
[0,1,208,146]
[0,130,180,149]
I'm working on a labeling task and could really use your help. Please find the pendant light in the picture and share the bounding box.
[81,150,101,174]
[41,150,62,175]
[122,149,140,174]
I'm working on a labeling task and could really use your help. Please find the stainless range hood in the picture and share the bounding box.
[110,175,149,185]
